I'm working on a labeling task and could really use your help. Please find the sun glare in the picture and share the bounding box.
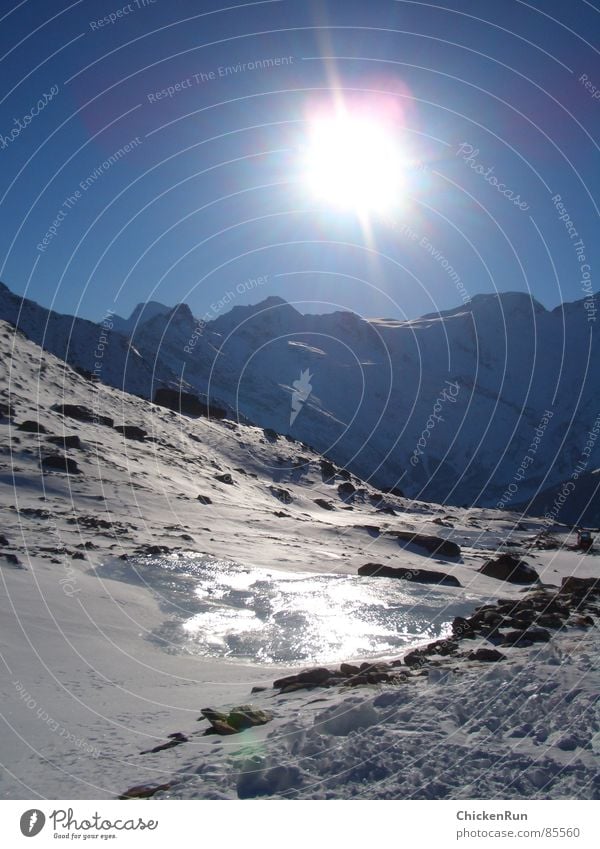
[303,110,405,215]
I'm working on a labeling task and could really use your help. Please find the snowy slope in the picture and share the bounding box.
[2,283,598,511]
[1,320,598,800]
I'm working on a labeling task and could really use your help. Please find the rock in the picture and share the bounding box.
[340,663,361,677]
[196,494,212,504]
[314,498,335,510]
[403,650,426,667]
[452,616,476,639]
[320,459,337,480]
[478,554,539,584]
[559,576,600,597]
[0,402,15,419]
[119,783,171,800]
[382,486,404,497]
[114,424,146,441]
[536,614,565,629]
[52,403,113,428]
[47,434,81,449]
[141,732,189,754]
[468,648,506,662]
[269,486,293,504]
[41,455,81,474]
[338,482,356,500]
[273,667,333,690]
[17,420,47,433]
[0,534,8,546]
[153,387,226,419]
[520,627,551,643]
[200,705,273,734]
[215,473,234,485]
[263,428,279,441]
[3,552,22,567]
[388,531,461,558]
[358,562,461,587]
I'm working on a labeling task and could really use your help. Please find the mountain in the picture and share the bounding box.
[111,300,171,336]
[1,280,598,515]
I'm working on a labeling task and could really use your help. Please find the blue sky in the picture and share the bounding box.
[0,0,598,323]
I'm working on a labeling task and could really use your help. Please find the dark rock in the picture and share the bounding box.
[3,552,22,566]
[338,482,356,500]
[196,494,212,504]
[17,420,47,433]
[452,616,476,639]
[119,783,172,800]
[536,614,565,629]
[314,498,335,510]
[320,459,337,480]
[382,486,404,497]
[273,667,333,690]
[263,428,279,441]
[389,531,461,558]
[358,562,461,587]
[559,576,600,597]
[114,424,146,441]
[340,662,361,677]
[0,534,8,546]
[468,648,506,662]
[269,486,293,504]
[478,554,539,584]
[41,455,81,474]
[0,402,15,419]
[153,387,226,419]
[403,650,426,667]
[141,732,189,754]
[71,552,85,560]
[215,473,234,485]
[52,403,113,428]
[47,434,81,449]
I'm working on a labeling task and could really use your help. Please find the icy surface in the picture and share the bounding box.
[97,556,475,664]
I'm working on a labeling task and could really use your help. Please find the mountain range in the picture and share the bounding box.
[1,280,598,520]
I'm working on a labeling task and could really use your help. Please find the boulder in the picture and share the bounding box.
[320,459,337,480]
[314,498,335,510]
[114,424,146,441]
[196,494,212,504]
[200,705,273,734]
[559,576,600,597]
[0,402,15,419]
[269,486,293,504]
[17,420,47,433]
[389,531,461,558]
[41,455,81,474]
[468,649,506,663]
[52,404,113,428]
[358,562,461,587]
[478,554,539,584]
[263,428,279,441]
[273,667,333,690]
[215,473,234,485]
[338,482,356,500]
[153,387,226,419]
[119,783,172,800]
[47,434,81,449]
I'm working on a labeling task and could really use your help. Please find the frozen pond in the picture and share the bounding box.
[97,555,478,665]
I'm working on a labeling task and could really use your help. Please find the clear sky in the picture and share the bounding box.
[0,0,598,324]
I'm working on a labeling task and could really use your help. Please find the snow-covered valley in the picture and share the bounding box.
[1,319,599,801]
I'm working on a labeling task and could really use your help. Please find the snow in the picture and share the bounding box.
[0,319,598,800]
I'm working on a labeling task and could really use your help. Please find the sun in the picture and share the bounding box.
[302,110,405,215]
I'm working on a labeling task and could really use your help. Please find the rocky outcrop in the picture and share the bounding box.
[153,387,226,419]
[199,705,273,735]
[388,532,461,558]
[478,554,539,584]
[114,424,147,441]
[52,403,114,428]
[17,420,47,433]
[41,455,80,474]
[47,434,81,449]
[358,562,461,587]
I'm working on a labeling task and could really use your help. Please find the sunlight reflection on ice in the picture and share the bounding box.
[103,555,476,665]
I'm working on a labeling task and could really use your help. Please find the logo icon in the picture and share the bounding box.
[290,368,313,425]
[20,810,45,837]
